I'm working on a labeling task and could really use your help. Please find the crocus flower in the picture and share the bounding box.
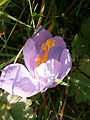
[0,26,72,98]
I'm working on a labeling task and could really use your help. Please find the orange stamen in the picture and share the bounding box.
[37,39,55,66]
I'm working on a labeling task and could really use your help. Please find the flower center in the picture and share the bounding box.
[37,39,55,66]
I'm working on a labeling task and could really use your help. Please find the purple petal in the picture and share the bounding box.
[34,59,62,88]
[23,26,52,71]
[37,36,66,62]
[48,36,66,60]
[33,25,52,53]
[59,49,72,80]
[23,39,37,72]
[0,63,45,97]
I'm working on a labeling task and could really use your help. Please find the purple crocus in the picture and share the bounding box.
[0,26,72,98]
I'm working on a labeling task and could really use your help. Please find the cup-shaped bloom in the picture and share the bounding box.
[0,26,72,97]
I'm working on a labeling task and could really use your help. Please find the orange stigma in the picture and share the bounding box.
[37,39,55,66]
